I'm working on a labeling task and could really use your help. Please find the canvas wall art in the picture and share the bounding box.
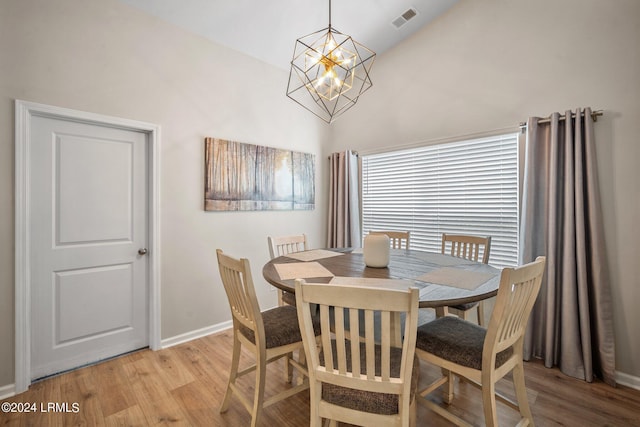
[204,137,315,211]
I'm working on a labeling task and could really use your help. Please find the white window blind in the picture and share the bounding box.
[361,133,519,268]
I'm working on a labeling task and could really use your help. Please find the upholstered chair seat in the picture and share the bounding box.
[449,301,477,312]
[238,305,319,349]
[416,316,513,370]
[320,340,420,416]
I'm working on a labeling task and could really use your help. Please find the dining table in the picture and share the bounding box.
[262,247,502,341]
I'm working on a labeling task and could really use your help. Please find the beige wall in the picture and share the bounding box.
[0,0,328,388]
[330,0,640,379]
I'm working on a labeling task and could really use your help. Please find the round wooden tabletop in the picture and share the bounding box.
[262,248,501,309]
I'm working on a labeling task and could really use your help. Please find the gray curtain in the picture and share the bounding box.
[327,150,361,248]
[520,107,616,386]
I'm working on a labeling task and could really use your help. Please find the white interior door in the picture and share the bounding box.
[29,114,149,380]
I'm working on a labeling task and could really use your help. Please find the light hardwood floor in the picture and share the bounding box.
[2,329,639,426]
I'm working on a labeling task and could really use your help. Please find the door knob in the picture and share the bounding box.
[138,248,148,255]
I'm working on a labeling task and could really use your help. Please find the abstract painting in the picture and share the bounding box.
[204,137,315,211]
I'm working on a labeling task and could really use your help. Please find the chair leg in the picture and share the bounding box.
[477,301,485,327]
[284,352,293,383]
[250,351,267,427]
[295,349,307,385]
[444,370,454,404]
[309,382,323,427]
[481,378,499,427]
[277,289,295,383]
[409,397,417,427]
[436,306,449,318]
[512,361,535,425]
[220,334,241,413]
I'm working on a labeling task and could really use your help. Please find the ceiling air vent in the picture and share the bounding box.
[392,8,418,29]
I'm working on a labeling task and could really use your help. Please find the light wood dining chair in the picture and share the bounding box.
[415,256,546,427]
[441,233,492,326]
[370,230,411,249]
[216,249,313,427]
[295,279,420,427]
[267,234,308,306]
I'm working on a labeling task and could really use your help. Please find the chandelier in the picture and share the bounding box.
[286,0,376,123]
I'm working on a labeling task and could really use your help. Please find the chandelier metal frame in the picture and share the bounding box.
[286,0,376,123]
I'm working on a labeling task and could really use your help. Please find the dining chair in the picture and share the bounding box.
[216,249,313,427]
[441,233,492,326]
[370,230,411,249]
[267,234,308,306]
[415,256,546,427]
[295,279,420,427]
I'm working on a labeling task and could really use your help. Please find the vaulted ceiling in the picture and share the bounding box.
[119,0,459,70]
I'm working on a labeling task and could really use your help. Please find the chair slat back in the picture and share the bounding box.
[369,231,410,249]
[441,233,492,264]
[295,280,419,395]
[484,256,546,358]
[216,249,263,334]
[268,234,308,259]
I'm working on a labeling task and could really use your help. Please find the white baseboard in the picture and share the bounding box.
[616,370,640,391]
[160,320,232,349]
[0,383,16,400]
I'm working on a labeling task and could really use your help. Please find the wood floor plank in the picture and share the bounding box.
[2,330,639,426]
[58,373,104,427]
[121,356,191,425]
[171,340,226,392]
[103,405,148,427]
[170,381,225,426]
[147,350,195,392]
[91,357,139,418]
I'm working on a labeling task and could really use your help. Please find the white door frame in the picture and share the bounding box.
[14,100,161,393]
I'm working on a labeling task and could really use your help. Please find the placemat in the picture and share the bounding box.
[416,267,494,290]
[274,262,334,280]
[329,276,414,291]
[412,252,470,266]
[285,249,344,262]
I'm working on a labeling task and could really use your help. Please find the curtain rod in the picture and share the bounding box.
[332,110,604,158]
[519,109,603,130]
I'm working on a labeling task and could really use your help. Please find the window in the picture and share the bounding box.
[361,133,519,268]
